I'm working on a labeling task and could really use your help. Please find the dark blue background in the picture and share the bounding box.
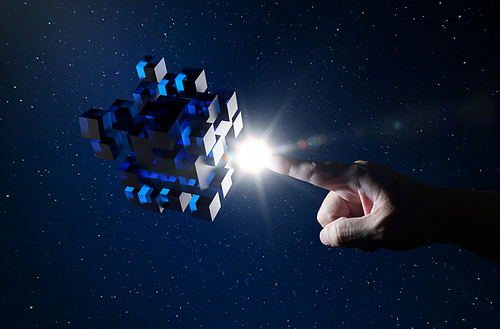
[2,0,499,328]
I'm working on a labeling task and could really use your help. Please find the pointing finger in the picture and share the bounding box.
[266,155,354,191]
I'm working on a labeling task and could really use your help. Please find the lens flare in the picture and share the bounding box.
[237,139,271,172]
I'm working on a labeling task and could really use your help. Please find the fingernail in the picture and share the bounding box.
[320,228,331,246]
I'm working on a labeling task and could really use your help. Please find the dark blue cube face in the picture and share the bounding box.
[108,99,138,132]
[79,109,112,140]
[79,56,243,221]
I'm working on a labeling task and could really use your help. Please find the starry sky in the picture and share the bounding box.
[1,0,499,328]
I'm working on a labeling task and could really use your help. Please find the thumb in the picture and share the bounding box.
[319,214,378,248]
[266,155,353,191]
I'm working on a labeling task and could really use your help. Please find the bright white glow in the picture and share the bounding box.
[237,139,271,172]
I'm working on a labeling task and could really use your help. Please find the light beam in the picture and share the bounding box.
[237,139,271,172]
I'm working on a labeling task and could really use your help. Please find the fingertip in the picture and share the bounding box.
[320,228,331,246]
[265,155,314,178]
[265,155,279,171]
[265,155,287,174]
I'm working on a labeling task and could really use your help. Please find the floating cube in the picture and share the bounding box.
[90,130,124,161]
[136,55,167,83]
[145,116,181,151]
[133,80,160,110]
[209,167,234,197]
[190,189,221,222]
[78,55,243,221]
[176,67,207,98]
[158,73,179,96]
[79,109,112,140]
[108,99,138,131]
[160,188,191,212]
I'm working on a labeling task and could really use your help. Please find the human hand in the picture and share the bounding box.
[267,156,444,252]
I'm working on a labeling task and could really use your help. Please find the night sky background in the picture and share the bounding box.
[2,0,499,328]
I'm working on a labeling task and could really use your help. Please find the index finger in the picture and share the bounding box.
[266,155,354,191]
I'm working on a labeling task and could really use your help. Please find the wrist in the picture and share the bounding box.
[434,187,500,262]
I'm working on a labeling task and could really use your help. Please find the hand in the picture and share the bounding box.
[267,156,445,252]
[267,155,500,262]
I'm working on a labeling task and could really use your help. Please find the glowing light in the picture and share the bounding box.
[237,139,271,172]
[393,121,404,130]
[298,139,307,150]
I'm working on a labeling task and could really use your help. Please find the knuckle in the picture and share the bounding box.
[352,160,377,173]
[316,209,327,227]
[329,221,347,247]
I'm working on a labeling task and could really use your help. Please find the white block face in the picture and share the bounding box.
[195,70,208,93]
[226,93,238,119]
[232,111,243,138]
[215,120,232,137]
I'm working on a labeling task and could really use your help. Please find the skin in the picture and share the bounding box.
[266,155,500,263]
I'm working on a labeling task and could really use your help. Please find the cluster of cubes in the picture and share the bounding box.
[79,56,243,221]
